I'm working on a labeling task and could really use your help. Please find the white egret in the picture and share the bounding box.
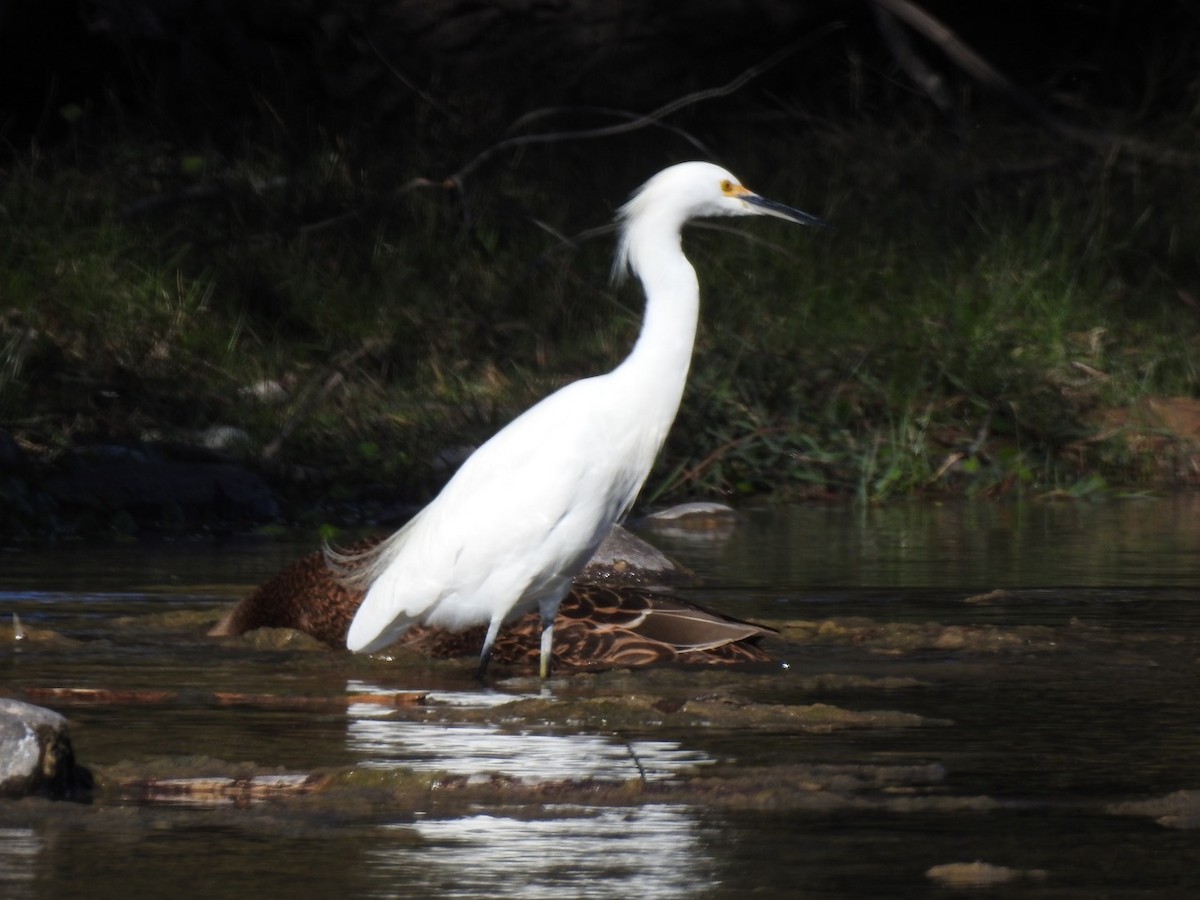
[337,161,828,677]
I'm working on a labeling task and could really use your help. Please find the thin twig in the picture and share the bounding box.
[445,21,846,189]
[507,105,713,156]
[195,27,847,240]
[872,1,954,117]
[621,737,649,784]
[365,33,458,122]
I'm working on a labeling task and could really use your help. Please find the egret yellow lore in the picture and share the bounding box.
[337,161,829,678]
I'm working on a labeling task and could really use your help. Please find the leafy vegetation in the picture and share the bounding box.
[2,92,1198,532]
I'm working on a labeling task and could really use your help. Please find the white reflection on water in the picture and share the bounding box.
[368,805,714,899]
[0,827,40,900]
[344,681,712,783]
[346,683,720,896]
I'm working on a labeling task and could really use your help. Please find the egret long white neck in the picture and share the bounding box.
[613,214,700,422]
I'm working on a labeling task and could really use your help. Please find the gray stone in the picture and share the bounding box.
[578,524,695,585]
[637,501,739,540]
[198,426,255,454]
[43,449,279,524]
[0,699,91,799]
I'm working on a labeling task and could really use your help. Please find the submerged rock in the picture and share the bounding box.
[926,861,1047,887]
[0,698,91,799]
[782,616,1059,655]
[1110,789,1200,829]
[115,773,329,807]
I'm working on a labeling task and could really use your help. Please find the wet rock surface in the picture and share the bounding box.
[0,698,91,799]
[42,445,279,528]
[578,524,696,585]
[1110,789,1200,829]
[2,440,280,537]
[926,861,1048,887]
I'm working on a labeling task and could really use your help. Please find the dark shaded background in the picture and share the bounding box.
[3,0,1197,155]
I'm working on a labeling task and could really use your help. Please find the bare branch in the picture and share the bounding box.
[873,0,1200,167]
[365,33,458,122]
[445,21,846,190]
[872,2,954,117]
[508,106,714,156]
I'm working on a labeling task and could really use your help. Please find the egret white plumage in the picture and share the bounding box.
[338,161,828,677]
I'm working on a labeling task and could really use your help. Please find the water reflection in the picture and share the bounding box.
[367,805,713,899]
[665,495,1200,589]
[0,827,39,900]
[0,590,171,633]
[4,500,1200,898]
[345,681,712,782]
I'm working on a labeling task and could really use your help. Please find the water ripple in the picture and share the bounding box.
[367,804,714,899]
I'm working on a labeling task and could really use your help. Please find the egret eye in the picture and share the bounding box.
[720,179,735,194]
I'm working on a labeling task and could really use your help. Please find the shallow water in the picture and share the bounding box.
[2,495,1200,899]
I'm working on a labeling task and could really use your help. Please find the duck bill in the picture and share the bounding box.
[744,193,832,229]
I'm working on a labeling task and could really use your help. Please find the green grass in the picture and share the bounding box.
[1,117,1198,521]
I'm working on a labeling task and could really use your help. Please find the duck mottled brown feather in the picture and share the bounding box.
[211,538,774,669]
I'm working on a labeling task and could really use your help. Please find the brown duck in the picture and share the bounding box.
[210,539,773,670]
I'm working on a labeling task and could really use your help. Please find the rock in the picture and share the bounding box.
[239,378,289,403]
[638,502,738,540]
[0,698,92,799]
[926,861,1047,887]
[642,501,738,522]
[578,524,695,585]
[42,445,279,527]
[1110,789,1200,829]
[198,426,255,454]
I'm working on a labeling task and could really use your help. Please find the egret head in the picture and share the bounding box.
[614,161,829,279]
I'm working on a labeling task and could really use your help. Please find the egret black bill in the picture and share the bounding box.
[743,193,833,230]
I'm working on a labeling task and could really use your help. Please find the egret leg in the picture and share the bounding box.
[538,619,555,679]
[537,595,560,679]
[476,617,504,681]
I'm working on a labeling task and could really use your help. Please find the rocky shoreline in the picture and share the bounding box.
[1,429,297,540]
